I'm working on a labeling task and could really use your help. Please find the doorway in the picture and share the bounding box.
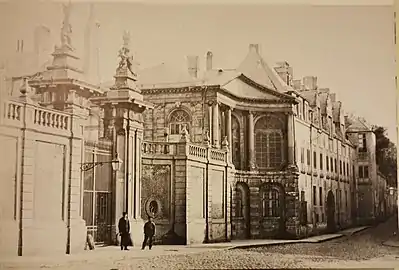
[82,141,114,245]
[326,190,336,233]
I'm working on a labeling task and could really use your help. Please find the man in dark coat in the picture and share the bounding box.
[141,216,156,250]
[118,212,130,250]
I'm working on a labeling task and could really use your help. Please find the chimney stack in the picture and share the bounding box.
[303,76,317,90]
[274,61,293,86]
[187,55,199,78]
[249,44,260,54]
[330,93,336,103]
[206,51,213,71]
[292,79,302,90]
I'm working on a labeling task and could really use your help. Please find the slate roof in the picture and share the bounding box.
[99,45,297,101]
[345,115,373,132]
[300,90,318,106]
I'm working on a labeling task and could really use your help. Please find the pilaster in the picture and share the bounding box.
[247,111,256,171]
[212,102,220,148]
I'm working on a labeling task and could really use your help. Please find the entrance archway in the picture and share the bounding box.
[326,190,336,233]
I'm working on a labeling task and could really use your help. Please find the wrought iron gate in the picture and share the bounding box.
[83,140,114,245]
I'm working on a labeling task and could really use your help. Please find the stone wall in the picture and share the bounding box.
[232,170,301,240]
[0,99,86,257]
[141,141,232,245]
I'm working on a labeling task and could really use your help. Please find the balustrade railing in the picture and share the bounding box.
[33,107,69,130]
[5,101,22,121]
[142,141,175,155]
[1,99,71,133]
[188,144,207,159]
[142,140,228,163]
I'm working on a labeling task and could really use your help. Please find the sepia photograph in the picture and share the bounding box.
[0,0,398,269]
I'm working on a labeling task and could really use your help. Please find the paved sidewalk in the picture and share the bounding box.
[0,225,370,269]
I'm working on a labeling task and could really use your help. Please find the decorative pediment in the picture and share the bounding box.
[221,74,295,103]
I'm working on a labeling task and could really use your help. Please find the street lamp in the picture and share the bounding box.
[80,153,123,172]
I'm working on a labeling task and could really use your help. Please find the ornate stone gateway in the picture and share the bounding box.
[82,140,114,244]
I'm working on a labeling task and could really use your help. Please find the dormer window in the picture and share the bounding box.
[358,133,367,152]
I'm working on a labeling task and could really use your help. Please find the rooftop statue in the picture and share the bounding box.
[60,2,74,51]
[117,30,137,77]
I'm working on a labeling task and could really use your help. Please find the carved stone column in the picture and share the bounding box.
[208,102,213,142]
[226,107,232,150]
[212,101,220,148]
[287,112,296,169]
[248,111,256,170]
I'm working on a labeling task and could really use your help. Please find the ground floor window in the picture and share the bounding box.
[261,186,280,217]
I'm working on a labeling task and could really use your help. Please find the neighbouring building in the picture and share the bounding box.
[0,3,396,257]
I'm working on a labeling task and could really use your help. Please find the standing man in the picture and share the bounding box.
[141,216,156,250]
[118,212,130,251]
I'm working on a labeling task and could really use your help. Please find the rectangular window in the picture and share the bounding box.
[301,190,305,202]
[358,133,367,152]
[326,156,329,171]
[334,159,337,173]
[346,163,349,176]
[359,166,364,178]
[319,187,323,206]
[301,148,304,164]
[313,151,317,168]
[262,189,280,217]
[340,161,342,174]
[330,157,333,172]
[320,153,323,170]
[313,186,317,206]
[343,162,346,175]
[307,149,311,165]
[364,166,369,178]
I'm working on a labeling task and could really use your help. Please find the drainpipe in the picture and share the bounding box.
[310,124,314,227]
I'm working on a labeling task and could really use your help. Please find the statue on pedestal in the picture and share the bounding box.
[117,30,137,77]
[60,2,74,51]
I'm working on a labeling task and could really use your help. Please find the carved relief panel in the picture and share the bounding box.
[141,164,171,220]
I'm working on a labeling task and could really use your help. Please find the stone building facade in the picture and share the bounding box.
[0,3,397,257]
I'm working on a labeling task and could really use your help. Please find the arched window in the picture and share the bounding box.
[234,187,243,218]
[169,110,191,135]
[261,187,280,217]
[255,116,284,169]
[232,116,241,169]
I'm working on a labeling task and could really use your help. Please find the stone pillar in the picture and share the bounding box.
[248,111,255,170]
[212,102,220,148]
[226,107,232,151]
[208,103,213,141]
[287,112,295,168]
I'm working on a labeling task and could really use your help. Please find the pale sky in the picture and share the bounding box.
[0,1,396,141]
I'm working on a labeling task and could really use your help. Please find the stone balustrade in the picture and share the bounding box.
[142,140,228,164]
[1,99,72,136]
[5,101,22,122]
[33,107,70,130]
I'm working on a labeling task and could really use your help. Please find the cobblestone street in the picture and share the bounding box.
[2,217,399,270]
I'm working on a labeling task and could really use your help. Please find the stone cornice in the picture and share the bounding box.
[142,79,296,105]
[141,85,219,95]
[29,78,105,96]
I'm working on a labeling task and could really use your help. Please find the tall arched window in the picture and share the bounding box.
[232,116,241,169]
[261,187,280,217]
[255,116,284,169]
[169,110,191,135]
